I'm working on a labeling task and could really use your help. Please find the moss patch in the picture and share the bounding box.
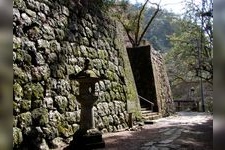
[31,108,49,126]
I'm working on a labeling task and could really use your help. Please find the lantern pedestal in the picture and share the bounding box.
[65,59,105,150]
[68,128,105,149]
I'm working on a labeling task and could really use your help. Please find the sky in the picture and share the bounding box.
[129,0,201,14]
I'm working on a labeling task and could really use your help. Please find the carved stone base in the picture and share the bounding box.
[65,129,105,150]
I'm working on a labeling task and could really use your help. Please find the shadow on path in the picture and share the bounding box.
[98,112,213,150]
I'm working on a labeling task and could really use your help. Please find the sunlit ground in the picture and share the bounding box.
[99,112,213,150]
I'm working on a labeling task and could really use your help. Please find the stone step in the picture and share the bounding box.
[142,114,158,119]
[141,110,154,114]
[141,107,162,123]
[142,114,162,120]
[141,107,149,111]
[141,111,162,121]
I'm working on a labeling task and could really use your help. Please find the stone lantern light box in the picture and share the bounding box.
[67,59,105,149]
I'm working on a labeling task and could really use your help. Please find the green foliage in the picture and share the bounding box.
[164,0,213,104]
[96,0,122,11]
[165,18,212,86]
[111,1,181,50]
[99,0,116,8]
[165,0,213,87]
[144,10,179,52]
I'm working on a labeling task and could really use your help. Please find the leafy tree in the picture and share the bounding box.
[165,19,202,86]
[166,0,213,86]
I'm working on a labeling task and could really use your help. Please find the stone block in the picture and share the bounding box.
[18,112,32,128]
[65,112,77,124]
[32,108,49,126]
[54,96,68,113]
[20,100,31,112]
[13,127,23,148]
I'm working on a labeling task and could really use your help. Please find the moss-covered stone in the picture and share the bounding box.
[22,83,32,100]
[41,65,51,80]
[67,94,78,111]
[102,116,109,126]
[18,112,32,128]
[42,24,55,40]
[32,108,49,126]
[49,40,61,52]
[110,91,116,100]
[31,83,44,100]
[20,100,31,112]
[42,126,59,140]
[88,47,98,59]
[71,44,81,57]
[28,26,42,41]
[54,28,65,41]
[108,61,115,71]
[105,70,114,81]
[108,115,114,125]
[14,65,29,85]
[13,116,18,127]
[66,65,75,75]
[13,36,22,50]
[70,81,79,96]
[13,0,26,10]
[65,112,77,124]
[98,50,104,59]
[80,45,88,57]
[37,39,49,49]
[54,96,68,113]
[47,53,58,64]
[96,117,104,130]
[31,100,43,109]
[13,102,20,115]
[13,83,23,99]
[113,114,120,125]
[16,50,25,62]
[24,53,32,65]
[50,64,66,79]
[13,127,23,148]
[57,122,74,138]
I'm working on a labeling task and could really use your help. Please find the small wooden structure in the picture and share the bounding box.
[174,100,199,112]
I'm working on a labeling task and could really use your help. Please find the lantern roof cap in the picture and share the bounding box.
[69,59,105,82]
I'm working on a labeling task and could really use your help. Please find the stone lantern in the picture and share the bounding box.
[66,59,105,149]
[190,87,195,101]
[190,87,198,111]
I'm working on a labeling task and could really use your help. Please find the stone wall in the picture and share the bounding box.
[127,45,175,117]
[151,47,175,116]
[13,0,140,149]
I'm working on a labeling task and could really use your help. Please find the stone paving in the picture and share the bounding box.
[140,112,213,150]
[99,111,213,150]
[55,112,212,150]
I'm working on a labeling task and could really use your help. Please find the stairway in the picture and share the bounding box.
[141,107,162,124]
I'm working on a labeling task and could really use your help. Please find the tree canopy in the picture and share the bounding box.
[165,0,213,86]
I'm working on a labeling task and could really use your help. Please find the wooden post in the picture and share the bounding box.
[128,113,133,128]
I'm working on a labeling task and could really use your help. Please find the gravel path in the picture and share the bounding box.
[97,112,213,150]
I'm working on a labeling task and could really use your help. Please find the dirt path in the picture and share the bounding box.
[98,112,213,150]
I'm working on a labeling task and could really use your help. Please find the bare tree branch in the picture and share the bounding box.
[135,0,149,46]
[120,21,135,46]
[137,2,160,45]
